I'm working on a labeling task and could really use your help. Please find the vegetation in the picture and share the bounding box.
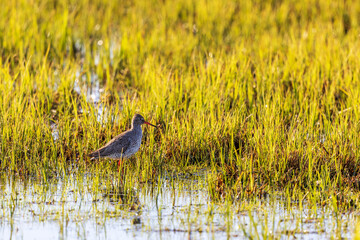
[1,0,360,214]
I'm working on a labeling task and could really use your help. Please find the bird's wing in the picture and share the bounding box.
[89,131,131,158]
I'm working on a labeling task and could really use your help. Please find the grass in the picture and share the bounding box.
[1,0,360,219]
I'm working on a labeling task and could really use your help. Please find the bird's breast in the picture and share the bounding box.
[124,136,142,158]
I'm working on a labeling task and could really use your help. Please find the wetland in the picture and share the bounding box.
[1,0,360,239]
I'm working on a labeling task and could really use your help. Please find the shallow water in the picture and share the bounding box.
[0,172,357,240]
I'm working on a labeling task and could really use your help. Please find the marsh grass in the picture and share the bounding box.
[1,0,360,218]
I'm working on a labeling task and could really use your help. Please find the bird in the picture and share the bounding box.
[88,114,156,166]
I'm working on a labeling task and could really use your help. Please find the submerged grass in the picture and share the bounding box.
[1,0,360,214]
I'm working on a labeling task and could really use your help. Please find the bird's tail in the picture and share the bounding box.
[88,151,100,160]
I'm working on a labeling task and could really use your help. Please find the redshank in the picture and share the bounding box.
[89,114,156,165]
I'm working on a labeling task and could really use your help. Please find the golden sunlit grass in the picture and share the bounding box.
[1,0,360,211]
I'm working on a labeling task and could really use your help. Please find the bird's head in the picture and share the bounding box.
[132,114,156,128]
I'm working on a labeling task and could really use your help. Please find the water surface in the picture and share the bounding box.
[0,173,357,239]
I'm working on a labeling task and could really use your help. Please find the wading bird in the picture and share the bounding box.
[89,114,156,166]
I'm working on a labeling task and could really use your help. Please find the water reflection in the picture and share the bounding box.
[0,173,356,239]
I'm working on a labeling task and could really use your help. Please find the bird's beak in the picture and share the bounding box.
[144,121,157,127]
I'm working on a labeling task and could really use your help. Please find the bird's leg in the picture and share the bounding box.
[118,158,122,167]
[118,158,123,174]
[117,158,125,184]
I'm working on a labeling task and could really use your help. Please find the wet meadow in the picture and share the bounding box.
[1,0,360,239]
